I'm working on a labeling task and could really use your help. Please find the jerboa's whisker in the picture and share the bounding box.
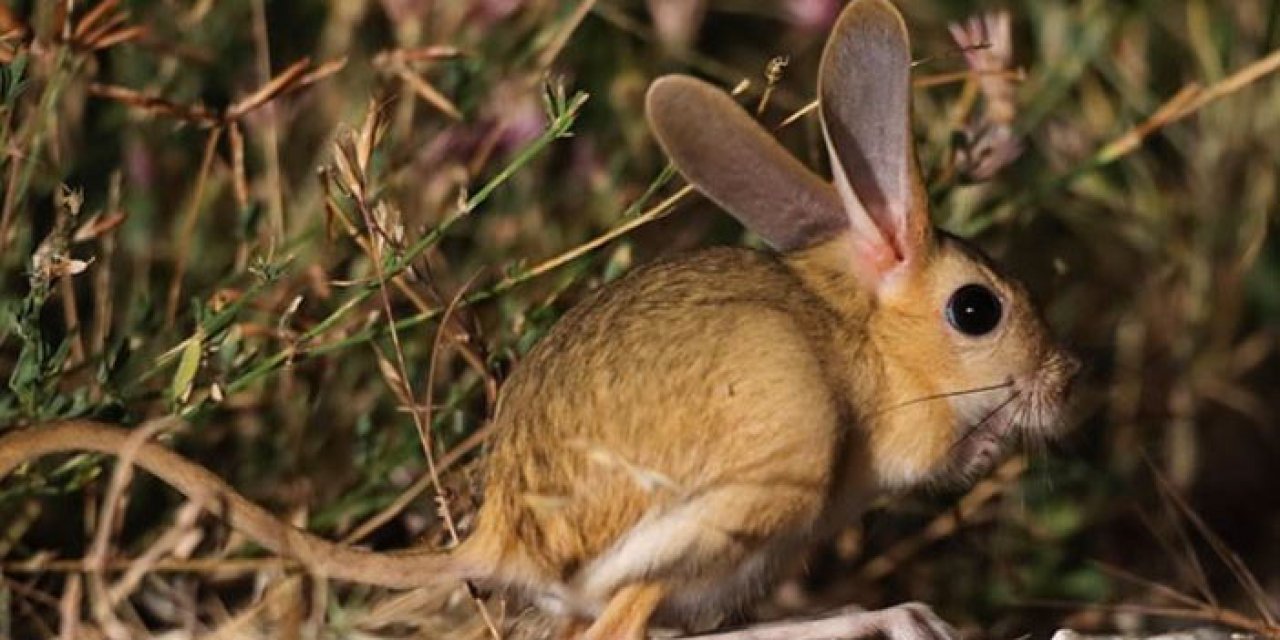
[949,390,1022,456]
[871,379,1015,417]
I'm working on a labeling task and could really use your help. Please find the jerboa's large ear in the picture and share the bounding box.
[646,75,846,252]
[820,0,931,281]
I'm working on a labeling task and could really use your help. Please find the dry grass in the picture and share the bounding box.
[1,0,1280,638]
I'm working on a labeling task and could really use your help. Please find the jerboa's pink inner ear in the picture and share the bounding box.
[646,75,847,253]
[819,0,930,276]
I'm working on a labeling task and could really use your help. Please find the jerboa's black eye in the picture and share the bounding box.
[946,284,1002,336]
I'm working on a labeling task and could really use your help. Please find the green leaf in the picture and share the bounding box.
[171,328,204,405]
[1,51,29,107]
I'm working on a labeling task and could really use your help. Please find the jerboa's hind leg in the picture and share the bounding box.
[575,480,827,637]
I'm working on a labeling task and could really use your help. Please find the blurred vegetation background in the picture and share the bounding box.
[0,0,1278,638]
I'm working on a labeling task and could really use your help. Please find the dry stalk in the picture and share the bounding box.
[1097,45,1280,164]
[1133,486,1217,608]
[343,419,497,545]
[164,126,222,327]
[537,0,599,72]
[0,131,23,254]
[1029,464,1280,638]
[0,577,60,611]
[85,417,180,639]
[94,54,344,325]
[247,0,285,253]
[327,98,502,637]
[87,83,220,125]
[57,574,82,640]
[203,576,303,640]
[490,183,693,294]
[391,61,462,120]
[421,269,503,639]
[107,501,203,606]
[4,556,299,575]
[1148,462,1279,627]
[55,190,87,366]
[89,172,122,362]
[359,186,502,640]
[69,0,145,52]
